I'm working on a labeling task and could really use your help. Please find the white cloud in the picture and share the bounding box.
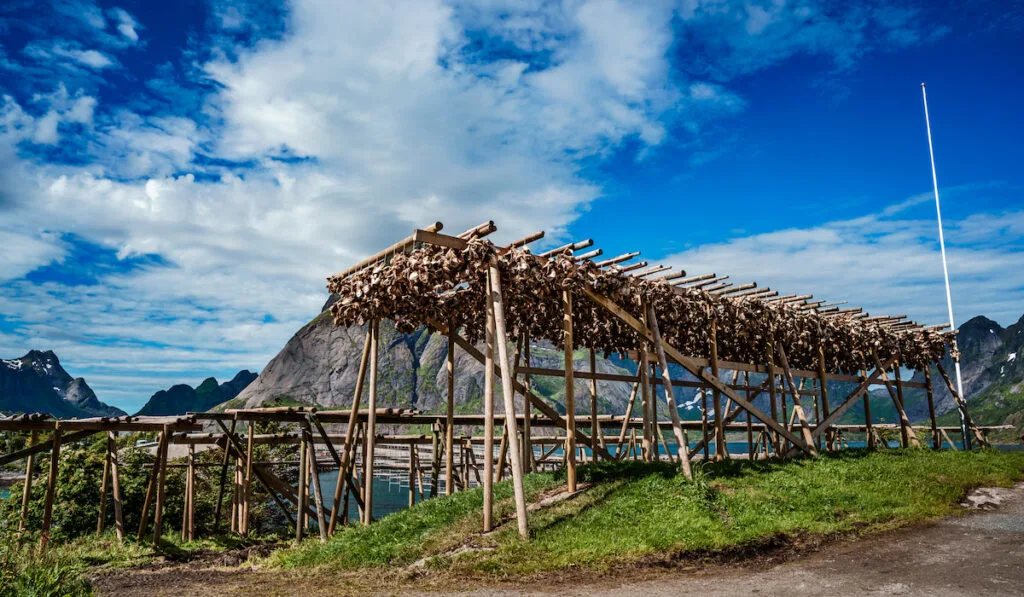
[660,197,1024,326]
[107,7,140,43]
[0,0,998,411]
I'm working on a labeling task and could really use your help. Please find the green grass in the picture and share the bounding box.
[273,449,1024,576]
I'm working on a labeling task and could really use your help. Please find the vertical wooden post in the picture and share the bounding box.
[647,304,692,478]
[775,344,818,457]
[152,424,170,547]
[243,422,255,535]
[893,364,915,448]
[482,275,496,532]
[767,346,780,454]
[408,444,416,508]
[137,428,163,541]
[363,319,379,525]
[213,419,236,530]
[817,348,832,451]
[563,288,577,492]
[701,387,709,460]
[181,450,190,542]
[710,319,725,461]
[97,432,111,535]
[296,433,308,542]
[429,422,441,498]
[863,368,875,449]
[522,335,535,472]
[445,323,456,495]
[925,366,940,449]
[650,361,660,462]
[328,327,372,534]
[39,424,62,551]
[745,372,754,460]
[488,263,530,538]
[109,431,123,543]
[19,430,37,532]
[589,346,600,461]
[186,443,195,541]
[640,345,652,462]
[306,426,328,543]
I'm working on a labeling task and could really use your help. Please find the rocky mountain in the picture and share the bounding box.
[135,370,258,416]
[0,350,126,418]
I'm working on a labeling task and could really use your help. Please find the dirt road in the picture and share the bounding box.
[94,483,1024,597]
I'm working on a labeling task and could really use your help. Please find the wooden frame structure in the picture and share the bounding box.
[1,219,998,547]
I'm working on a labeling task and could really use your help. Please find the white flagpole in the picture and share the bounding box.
[921,82,970,448]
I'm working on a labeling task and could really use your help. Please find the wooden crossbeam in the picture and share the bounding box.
[580,287,813,454]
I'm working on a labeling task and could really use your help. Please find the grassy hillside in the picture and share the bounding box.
[273,449,1024,576]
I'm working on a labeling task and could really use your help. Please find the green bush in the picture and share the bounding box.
[0,541,92,597]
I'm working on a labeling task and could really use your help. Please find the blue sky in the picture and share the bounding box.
[1,0,1022,412]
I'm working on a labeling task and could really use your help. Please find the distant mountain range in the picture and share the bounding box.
[0,349,257,418]
[135,370,258,416]
[0,350,125,418]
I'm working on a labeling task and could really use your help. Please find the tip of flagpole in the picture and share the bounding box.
[921,82,926,87]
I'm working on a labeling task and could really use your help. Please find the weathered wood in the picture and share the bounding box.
[892,361,920,448]
[136,429,163,541]
[445,322,456,494]
[483,274,496,532]
[97,431,111,535]
[710,319,725,461]
[0,429,95,468]
[925,367,940,449]
[186,443,195,541]
[521,333,535,472]
[647,304,692,478]
[363,320,380,525]
[152,424,171,547]
[863,369,875,449]
[213,419,236,530]
[563,288,577,491]
[589,346,600,459]
[934,361,986,446]
[328,327,372,534]
[39,425,62,550]
[640,334,652,462]
[296,433,308,542]
[108,432,124,542]
[213,419,297,528]
[488,263,530,539]
[775,344,818,457]
[19,430,38,532]
[304,425,328,543]
[816,348,833,451]
[581,288,812,454]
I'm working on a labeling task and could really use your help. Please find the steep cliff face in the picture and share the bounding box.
[231,313,636,415]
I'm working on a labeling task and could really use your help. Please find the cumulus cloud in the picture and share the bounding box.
[660,195,1024,326]
[0,0,1001,409]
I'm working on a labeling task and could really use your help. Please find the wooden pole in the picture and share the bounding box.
[563,288,577,491]
[522,334,535,472]
[243,422,255,535]
[136,428,163,541]
[701,387,709,460]
[363,319,379,525]
[893,363,914,448]
[647,304,692,477]
[109,431,123,542]
[305,426,328,543]
[775,344,818,457]
[97,431,111,535]
[296,433,308,542]
[640,343,652,462]
[445,322,456,495]
[589,346,600,460]
[767,349,780,453]
[429,422,441,499]
[863,369,875,449]
[213,419,236,530]
[710,319,725,461]
[817,348,832,451]
[182,443,192,542]
[187,443,195,541]
[152,424,170,547]
[328,326,371,534]
[408,444,416,508]
[488,263,530,539]
[925,366,940,449]
[19,430,37,532]
[483,274,496,532]
[39,425,62,551]
[745,372,754,460]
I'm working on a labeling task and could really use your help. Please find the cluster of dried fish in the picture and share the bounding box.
[328,240,950,373]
